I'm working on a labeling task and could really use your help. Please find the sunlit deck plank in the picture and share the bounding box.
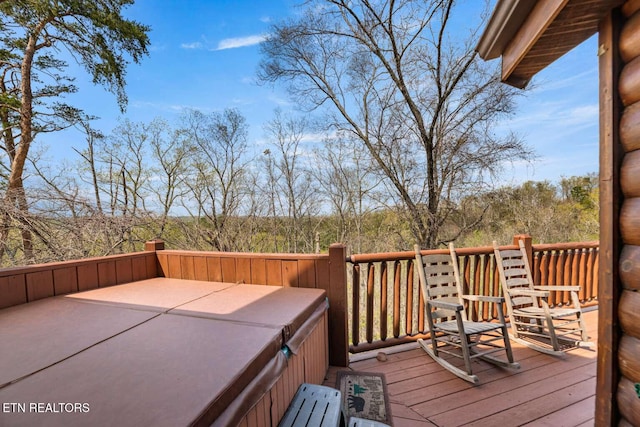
[324,309,598,426]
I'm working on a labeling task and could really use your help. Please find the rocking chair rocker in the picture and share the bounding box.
[414,243,519,384]
[493,240,593,356]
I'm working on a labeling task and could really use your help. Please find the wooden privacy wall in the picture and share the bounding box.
[0,252,158,310]
[153,243,349,367]
[155,249,329,288]
[615,1,640,424]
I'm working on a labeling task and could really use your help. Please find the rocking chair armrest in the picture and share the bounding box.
[534,285,581,292]
[461,295,504,304]
[427,299,463,311]
[509,289,549,298]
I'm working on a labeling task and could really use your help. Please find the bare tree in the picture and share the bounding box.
[260,0,531,248]
[314,133,379,253]
[74,119,155,254]
[262,110,320,253]
[146,120,192,240]
[180,108,251,251]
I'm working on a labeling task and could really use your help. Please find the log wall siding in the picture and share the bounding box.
[616,2,640,424]
[347,239,599,354]
[0,252,158,310]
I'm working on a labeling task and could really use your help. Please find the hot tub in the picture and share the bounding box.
[0,278,329,426]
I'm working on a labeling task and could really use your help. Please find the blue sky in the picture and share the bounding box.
[45,0,599,185]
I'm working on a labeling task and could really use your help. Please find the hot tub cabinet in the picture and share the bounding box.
[0,278,329,426]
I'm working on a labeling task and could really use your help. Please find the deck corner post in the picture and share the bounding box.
[328,243,349,367]
[144,239,165,278]
[144,239,165,252]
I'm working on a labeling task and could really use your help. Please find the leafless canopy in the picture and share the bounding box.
[260,0,532,248]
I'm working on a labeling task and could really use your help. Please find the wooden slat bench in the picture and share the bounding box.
[279,384,344,427]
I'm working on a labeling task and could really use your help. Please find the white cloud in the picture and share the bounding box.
[267,94,293,107]
[260,16,271,23]
[130,100,215,114]
[180,41,203,49]
[566,104,598,125]
[216,34,266,50]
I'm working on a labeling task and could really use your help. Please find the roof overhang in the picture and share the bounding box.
[477,0,625,88]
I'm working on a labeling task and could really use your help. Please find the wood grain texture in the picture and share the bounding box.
[621,149,640,196]
[620,9,640,62]
[619,289,640,338]
[617,376,640,426]
[620,244,640,290]
[597,10,624,427]
[620,197,640,244]
[618,334,640,381]
[620,100,640,151]
[620,55,640,105]
[623,0,640,17]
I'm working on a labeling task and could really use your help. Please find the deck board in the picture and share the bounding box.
[324,309,598,427]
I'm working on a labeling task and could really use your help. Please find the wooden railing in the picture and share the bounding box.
[346,236,599,353]
[0,237,598,360]
[0,251,158,309]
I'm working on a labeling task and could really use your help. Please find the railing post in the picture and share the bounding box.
[144,240,164,278]
[328,243,349,367]
[513,234,533,269]
[145,239,165,251]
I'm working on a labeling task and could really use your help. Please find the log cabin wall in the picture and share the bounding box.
[615,1,640,425]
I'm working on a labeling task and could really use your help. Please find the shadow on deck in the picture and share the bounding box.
[324,309,598,427]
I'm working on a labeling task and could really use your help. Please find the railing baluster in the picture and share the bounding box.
[473,255,481,320]
[380,261,388,341]
[346,241,599,354]
[351,264,360,347]
[393,261,401,338]
[366,262,375,343]
[578,248,587,301]
[406,259,414,336]
[482,253,491,321]
[587,248,596,302]
[492,255,500,320]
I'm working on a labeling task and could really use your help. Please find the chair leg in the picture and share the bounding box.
[456,317,474,375]
[540,301,561,352]
[577,312,589,342]
[501,324,516,363]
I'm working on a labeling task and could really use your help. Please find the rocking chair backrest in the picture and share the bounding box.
[493,241,539,310]
[414,244,466,322]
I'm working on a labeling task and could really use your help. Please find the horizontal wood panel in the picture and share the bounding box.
[618,376,640,426]
[620,9,640,62]
[623,0,640,17]
[621,149,640,196]
[620,197,640,244]
[620,100,640,152]
[620,55,640,106]
[618,334,640,381]
[620,244,640,290]
[619,289,640,338]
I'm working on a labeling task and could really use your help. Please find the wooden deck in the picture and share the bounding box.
[324,309,598,427]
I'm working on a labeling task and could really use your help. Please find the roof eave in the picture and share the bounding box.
[476,0,536,60]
